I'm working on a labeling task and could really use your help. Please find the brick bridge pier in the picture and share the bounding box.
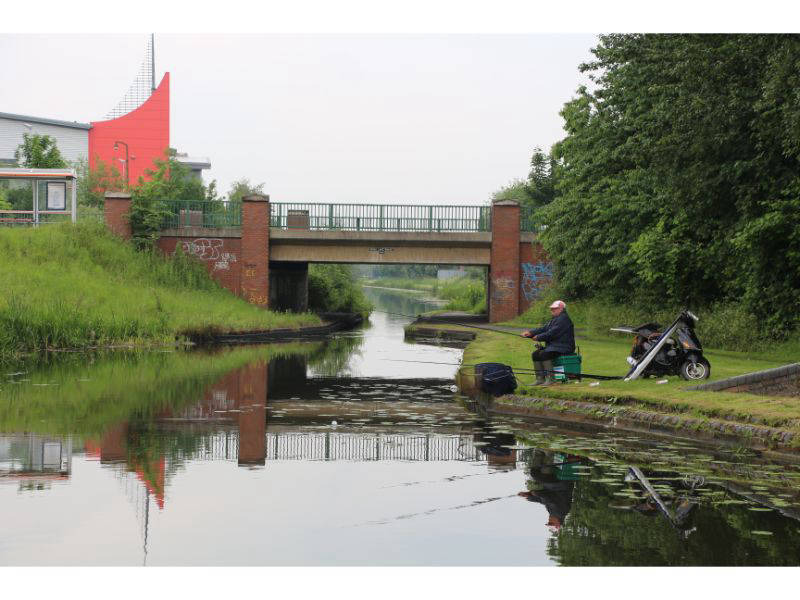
[104,193,552,322]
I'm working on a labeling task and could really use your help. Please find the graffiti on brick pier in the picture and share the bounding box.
[491,277,516,302]
[521,262,553,301]
[179,238,238,271]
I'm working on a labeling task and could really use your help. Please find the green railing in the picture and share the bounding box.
[157,200,544,233]
[161,199,242,229]
[520,205,545,232]
[270,203,492,232]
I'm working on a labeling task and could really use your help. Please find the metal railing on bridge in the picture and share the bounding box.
[157,199,542,233]
[270,202,492,233]
[161,199,242,229]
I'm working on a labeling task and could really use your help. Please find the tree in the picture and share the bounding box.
[73,156,125,208]
[129,149,208,250]
[226,178,265,202]
[538,34,800,334]
[15,133,67,168]
[491,147,557,210]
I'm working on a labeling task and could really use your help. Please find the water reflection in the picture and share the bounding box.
[1,289,800,565]
[0,434,72,490]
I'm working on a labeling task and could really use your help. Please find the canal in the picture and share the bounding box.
[1,288,799,566]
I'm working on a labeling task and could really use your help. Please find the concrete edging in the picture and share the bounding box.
[486,394,798,455]
[686,363,800,392]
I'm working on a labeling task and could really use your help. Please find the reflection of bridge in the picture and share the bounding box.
[182,430,524,464]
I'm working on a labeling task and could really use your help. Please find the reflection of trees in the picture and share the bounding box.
[548,477,800,566]
[306,334,366,376]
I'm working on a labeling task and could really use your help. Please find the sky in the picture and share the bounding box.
[0,33,596,204]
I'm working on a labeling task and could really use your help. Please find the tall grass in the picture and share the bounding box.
[0,222,320,359]
[432,277,487,313]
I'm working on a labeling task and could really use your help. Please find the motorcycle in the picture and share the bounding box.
[611,310,711,381]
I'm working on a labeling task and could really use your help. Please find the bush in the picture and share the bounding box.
[308,264,372,315]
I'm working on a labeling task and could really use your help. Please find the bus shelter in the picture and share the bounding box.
[0,168,77,226]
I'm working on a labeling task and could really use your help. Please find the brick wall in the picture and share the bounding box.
[104,192,132,240]
[489,200,520,323]
[157,235,242,296]
[240,195,270,308]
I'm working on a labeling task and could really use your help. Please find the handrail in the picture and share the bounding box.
[155,200,552,234]
[270,202,492,232]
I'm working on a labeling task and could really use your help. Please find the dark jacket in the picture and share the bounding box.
[527,311,575,354]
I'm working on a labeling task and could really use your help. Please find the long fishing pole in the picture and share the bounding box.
[373,309,524,338]
[381,358,623,381]
[373,310,623,380]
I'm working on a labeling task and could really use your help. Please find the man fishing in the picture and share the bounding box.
[520,300,575,386]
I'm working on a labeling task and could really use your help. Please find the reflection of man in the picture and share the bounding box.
[518,450,577,531]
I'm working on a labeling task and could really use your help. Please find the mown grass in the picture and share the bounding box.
[420,300,800,431]
[0,222,321,359]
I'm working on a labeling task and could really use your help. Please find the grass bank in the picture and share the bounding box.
[362,276,486,313]
[510,292,799,354]
[417,301,800,443]
[0,222,321,359]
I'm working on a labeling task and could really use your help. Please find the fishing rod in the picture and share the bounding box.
[373,309,524,338]
[373,310,623,380]
[381,358,623,381]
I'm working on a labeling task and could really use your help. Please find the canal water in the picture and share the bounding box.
[1,288,800,566]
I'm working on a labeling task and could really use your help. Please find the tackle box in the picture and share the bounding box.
[552,353,582,382]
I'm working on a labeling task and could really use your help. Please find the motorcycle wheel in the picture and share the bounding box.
[679,358,710,381]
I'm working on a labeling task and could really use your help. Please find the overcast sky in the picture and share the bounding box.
[0,34,596,204]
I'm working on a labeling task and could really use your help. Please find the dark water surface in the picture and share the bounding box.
[2,289,800,566]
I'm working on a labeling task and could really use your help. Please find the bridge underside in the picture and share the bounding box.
[269,230,492,265]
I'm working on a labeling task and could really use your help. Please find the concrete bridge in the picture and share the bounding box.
[104,194,552,322]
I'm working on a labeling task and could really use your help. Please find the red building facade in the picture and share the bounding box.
[88,73,170,185]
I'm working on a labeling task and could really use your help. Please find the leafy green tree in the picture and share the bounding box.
[226,178,266,202]
[539,34,800,334]
[14,133,67,168]
[0,187,11,210]
[491,147,557,210]
[129,149,207,250]
[73,156,125,208]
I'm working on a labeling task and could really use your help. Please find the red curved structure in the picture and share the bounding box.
[89,73,170,185]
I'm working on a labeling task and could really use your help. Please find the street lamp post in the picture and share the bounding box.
[113,141,130,188]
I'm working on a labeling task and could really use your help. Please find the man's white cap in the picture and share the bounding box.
[549,300,566,309]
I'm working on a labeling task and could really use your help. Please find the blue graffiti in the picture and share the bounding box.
[521,262,553,301]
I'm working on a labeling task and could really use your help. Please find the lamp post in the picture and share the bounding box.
[113,141,129,188]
